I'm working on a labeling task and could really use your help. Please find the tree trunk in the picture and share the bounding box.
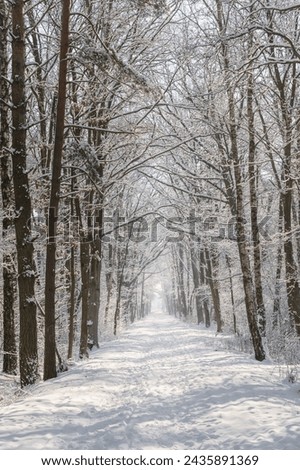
[216,0,265,361]
[171,269,178,317]
[265,2,300,337]
[272,194,284,329]
[247,54,266,336]
[104,243,115,325]
[140,273,145,319]
[190,243,204,324]
[283,171,300,335]
[200,249,210,328]
[205,247,222,333]
[0,0,17,375]
[88,240,101,349]
[26,9,48,172]
[113,244,125,335]
[66,174,76,360]
[11,0,39,386]
[75,197,90,359]
[177,243,188,318]
[231,125,265,360]
[234,180,265,360]
[282,119,300,335]
[79,240,90,358]
[226,254,237,334]
[44,0,71,380]
[67,245,76,360]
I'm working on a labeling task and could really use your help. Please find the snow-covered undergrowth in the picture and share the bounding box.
[0,312,299,450]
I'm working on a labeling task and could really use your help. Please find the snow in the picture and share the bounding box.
[0,311,300,450]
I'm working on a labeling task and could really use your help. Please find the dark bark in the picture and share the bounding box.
[66,173,76,360]
[176,243,188,318]
[75,197,90,359]
[190,243,204,324]
[205,247,222,333]
[44,0,71,380]
[0,0,17,375]
[272,195,284,328]
[233,149,265,360]
[215,0,265,361]
[247,55,266,336]
[283,171,300,335]
[67,245,76,360]
[87,193,103,349]
[88,240,101,349]
[104,243,115,325]
[282,108,300,335]
[26,9,48,172]
[226,255,237,334]
[199,249,210,328]
[265,7,300,335]
[11,0,39,386]
[113,243,125,335]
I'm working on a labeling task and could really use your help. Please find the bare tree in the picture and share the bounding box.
[44,0,71,380]
[11,0,38,386]
[0,0,17,375]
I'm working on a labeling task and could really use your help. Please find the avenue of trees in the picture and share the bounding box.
[1,0,300,387]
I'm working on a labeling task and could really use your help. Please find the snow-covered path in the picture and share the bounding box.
[0,312,300,450]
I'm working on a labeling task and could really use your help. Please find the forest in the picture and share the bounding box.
[1,0,300,389]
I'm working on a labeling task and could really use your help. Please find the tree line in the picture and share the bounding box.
[1,0,300,389]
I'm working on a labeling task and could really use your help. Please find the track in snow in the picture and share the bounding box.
[0,311,299,449]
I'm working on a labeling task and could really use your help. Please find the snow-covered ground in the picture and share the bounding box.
[0,311,299,450]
